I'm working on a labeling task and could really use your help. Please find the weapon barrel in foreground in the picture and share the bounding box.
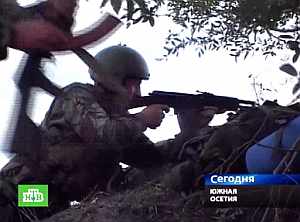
[129,90,257,112]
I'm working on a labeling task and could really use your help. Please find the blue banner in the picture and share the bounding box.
[205,174,300,186]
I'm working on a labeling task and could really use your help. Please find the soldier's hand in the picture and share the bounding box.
[9,19,71,51]
[48,0,78,19]
[138,104,170,129]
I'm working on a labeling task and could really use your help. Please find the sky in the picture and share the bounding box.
[0,0,298,169]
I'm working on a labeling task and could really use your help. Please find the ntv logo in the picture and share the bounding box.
[23,188,44,203]
[18,185,48,207]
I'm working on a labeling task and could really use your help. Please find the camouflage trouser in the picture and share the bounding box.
[0,155,68,222]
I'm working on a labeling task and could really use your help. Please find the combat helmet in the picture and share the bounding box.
[90,45,150,94]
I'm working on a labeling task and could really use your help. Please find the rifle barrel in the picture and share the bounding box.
[129,91,257,110]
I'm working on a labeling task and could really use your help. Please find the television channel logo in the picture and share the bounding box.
[18,185,48,207]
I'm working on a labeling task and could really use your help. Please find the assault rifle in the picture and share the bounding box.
[129,91,257,112]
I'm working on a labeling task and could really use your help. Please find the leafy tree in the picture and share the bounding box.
[100,0,300,59]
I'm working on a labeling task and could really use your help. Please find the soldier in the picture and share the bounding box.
[0,45,170,221]
[124,106,218,189]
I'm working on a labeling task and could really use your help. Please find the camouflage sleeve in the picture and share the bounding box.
[0,0,23,60]
[155,139,176,161]
[155,134,197,162]
[122,134,165,168]
[43,85,148,151]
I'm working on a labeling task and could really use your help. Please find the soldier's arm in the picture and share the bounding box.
[155,139,177,161]
[0,0,24,59]
[41,85,171,167]
[121,134,166,168]
[59,86,148,150]
[0,1,77,59]
[155,135,195,162]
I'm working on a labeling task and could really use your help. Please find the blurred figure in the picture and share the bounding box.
[0,0,78,59]
[0,0,118,60]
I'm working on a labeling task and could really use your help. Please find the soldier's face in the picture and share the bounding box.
[124,79,142,101]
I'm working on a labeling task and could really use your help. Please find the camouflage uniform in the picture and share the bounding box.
[157,126,215,162]
[159,126,216,192]
[125,126,215,189]
[39,82,165,196]
[0,82,165,221]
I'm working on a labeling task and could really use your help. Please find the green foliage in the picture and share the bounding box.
[248,73,278,104]
[280,64,298,76]
[100,0,163,27]
[163,0,300,59]
[100,0,300,59]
